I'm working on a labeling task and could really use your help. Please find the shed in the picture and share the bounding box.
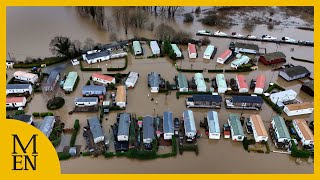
[269,89,297,104]
[117,113,130,141]
[44,71,60,91]
[82,85,106,96]
[163,111,174,140]
[38,116,56,138]
[183,110,197,139]
[13,71,39,84]
[259,52,286,65]
[203,45,216,60]
[115,85,126,108]
[148,72,160,93]
[207,111,220,139]
[92,73,115,85]
[6,97,27,108]
[228,114,245,141]
[236,75,248,93]
[177,73,188,92]
[171,44,182,58]
[150,41,160,55]
[133,41,143,55]
[143,115,155,144]
[13,114,33,125]
[125,72,139,88]
[74,97,98,107]
[188,43,197,59]
[6,84,33,95]
[279,65,310,81]
[194,73,207,92]
[217,49,232,64]
[88,117,104,144]
[301,80,314,97]
[254,74,266,94]
[293,119,314,146]
[231,54,250,69]
[249,114,268,143]
[216,74,227,93]
[271,116,290,143]
[283,102,314,116]
[63,72,78,92]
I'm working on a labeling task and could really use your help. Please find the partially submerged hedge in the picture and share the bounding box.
[70,119,80,147]
[290,140,311,158]
[259,94,282,114]
[80,61,102,71]
[13,57,67,68]
[58,152,71,160]
[107,56,128,71]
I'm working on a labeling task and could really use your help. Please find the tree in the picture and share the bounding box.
[49,36,72,57]
[121,8,130,35]
[115,73,122,83]
[172,31,192,44]
[155,23,176,41]
[70,40,82,57]
[83,38,95,51]
[184,13,194,23]
[74,119,80,130]
[109,32,118,42]
[195,7,201,14]
[130,8,149,29]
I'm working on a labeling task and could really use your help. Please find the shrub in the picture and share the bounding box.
[86,80,91,85]
[82,151,90,157]
[207,69,223,73]
[32,112,40,117]
[73,119,80,130]
[52,137,61,147]
[47,97,65,110]
[195,7,201,14]
[259,94,282,114]
[47,112,54,116]
[104,152,115,158]
[14,110,25,115]
[184,13,194,23]
[176,67,203,73]
[58,152,71,160]
[290,140,311,158]
[40,112,49,117]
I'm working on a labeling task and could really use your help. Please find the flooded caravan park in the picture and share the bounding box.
[6,7,314,173]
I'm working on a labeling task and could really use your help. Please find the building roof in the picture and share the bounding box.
[150,41,160,51]
[188,43,196,54]
[171,44,182,55]
[115,85,126,102]
[293,119,313,141]
[45,71,59,87]
[88,117,104,140]
[190,94,222,102]
[92,73,114,82]
[228,114,244,136]
[207,111,220,134]
[13,71,38,79]
[255,74,266,89]
[163,111,174,134]
[272,116,290,139]
[260,52,286,62]
[82,85,106,94]
[232,96,263,104]
[143,115,155,140]
[7,84,31,90]
[6,97,26,103]
[133,41,142,53]
[219,49,232,59]
[64,72,78,88]
[270,89,297,99]
[118,113,130,137]
[235,42,259,51]
[183,110,196,134]
[231,55,250,66]
[302,80,314,91]
[125,72,139,84]
[86,51,110,60]
[204,45,215,56]
[285,102,313,111]
[13,114,32,124]
[194,73,206,90]
[281,65,310,78]
[177,73,188,89]
[250,114,268,137]
[236,75,248,89]
[148,72,160,88]
[216,74,227,89]
[39,116,55,137]
[75,97,98,103]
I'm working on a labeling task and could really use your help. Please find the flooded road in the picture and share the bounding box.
[6,7,314,174]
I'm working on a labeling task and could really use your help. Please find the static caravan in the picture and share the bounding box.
[6,84,33,95]
[186,94,222,108]
[216,74,227,93]
[249,114,268,143]
[13,71,39,84]
[6,97,27,108]
[293,119,314,146]
[125,72,139,88]
[163,111,174,140]
[226,96,263,110]
[194,73,207,92]
[84,51,110,64]
[143,116,155,144]
[115,85,126,108]
[38,116,56,138]
[236,75,249,93]
[148,72,160,93]
[82,85,106,96]
[228,114,245,142]
[92,73,115,85]
[88,117,105,144]
[150,41,160,55]
[44,71,60,91]
[171,44,182,58]
[283,102,314,116]
[217,49,232,64]
[133,41,143,56]
[279,65,310,81]
[177,73,188,92]
[117,113,130,141]
[203,45,216,60]
[233,42,259,54]
[188,43,197,59]
[270,116,291,149]
[259,52,286,65]
[231,54,250,69]
[207,111,220,139]
[269,89,297,104]
[254,74,266,94]
[63,72,78,92]
[74,97,98,107]
[183,110,197,140]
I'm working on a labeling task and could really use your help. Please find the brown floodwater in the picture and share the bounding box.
[6,7,314,174]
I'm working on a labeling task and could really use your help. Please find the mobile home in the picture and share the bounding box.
[279,65,310,81]
[92,73,115,85]
[150,41,160,55]
[183,110,197,140]
[133,41,143,56]
[207,111,220,139]
[148,72,160,93]
[228,114,245,141]
[292,119,314,146]
[177,73,188,92]
[82,85,106,96]
[83,51,110,64]
[231,54,250,69]
[6,84,33,95]
[217,49,232,64]
[117,113,131,141]
[13,71,38,84]
[254,74,266,94]
[143,115,155,144]
[259,52,286,65]
[125,72,139,88]
[188,43,197,59]
[115,85,126,108]
[270,116,291,149]
[88,117,105,144]
[171,44,182,58]
[203,45,216,60]
[74,97,99,107]
[283,102,314,116]
[6,97,27,108]
[186,94,222,108]
[194,73,207,92]
[269,89,297,104]
[63,72,78,92]
[236,75,249,93]
[38,116,56,138]
[249,114,268,143]
[163,111,174,140]
[44,71,60,91]
[216,74,227,93]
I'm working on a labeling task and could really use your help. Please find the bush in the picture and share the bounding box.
[195,7,201,14]
[86,80,91,85]
[47,112,54,116]
[82,151,90,157]
[176,67,203,73]
[73,119,80,130]
[52,137,61,147]
[265,83,285,93]
[47,97,65,110]
[32,112,40,117]
[104,152,115,158]
[290,140,311,158]
[70,120,80,147]
[58,152,71,160]
[40,112,49,117]
[14,110,25,116]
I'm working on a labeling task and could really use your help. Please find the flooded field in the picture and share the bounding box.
[6,7,314,174]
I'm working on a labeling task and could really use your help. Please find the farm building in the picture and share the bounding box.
[92,73,115,85]
[132,41,143,55]
[125,72,139,88]
[231,54,250,69]
[177,73,188,92]
[63,71,78,92]
[171,44,182,58]
[115,85,126,108]
[269,89,297,105]
[6,84,33,95]
[74,97,98,107]
[150,41,160,55]
[117,113,131,141]
[88,117,104,144]
[236,75,249,93]
[228,114,245,142]
[225,96,263,110]
[232,42,259,54]
[82,85,106,96]
[292,119,314,146]
[249,114,268,143]
[163,111,174,140]
[254,74,266,94]
[13,114,33,125]
[283,102,314,116]
[279,65,310,81]
[148,72,160,93]
[44,71,60,91]
[203,45,216,60]
[216,74,227,93]
[270,116,291,149]
[38,116,56,138]
[301,80,314,97]
[259,52,286,65]
[13,71,38,84]
[183,110,197,140]
[217,49,232,64]
[194,73,207,92]
[207,111,220,139]
[188,43,197,59]
[186,94,222,108]
[83,51,110,64]
[6,97,27,108]
[143,115,155,144]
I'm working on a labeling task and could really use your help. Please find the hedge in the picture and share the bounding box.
[290,140,311,158]
[109,106,126,111]
[107,56,128,71]
[70,119,80,147]
[33,112,53,117]
[104,152,115,158]
[51,137,61,147]
[14,110,25,115]
[225,67,253,73]
[208,69,224,73]
[58,152,71,160]
[13,57,67,68]
[176,67,203,73]
[259,94,282,114]
[80,61,102,71]
[265,83,285,93]
[32,112,40,117]
[82,151,90,157]
[242,137,256,151]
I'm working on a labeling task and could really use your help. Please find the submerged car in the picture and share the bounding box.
[231,32,243,38]
[262,35,277,41]
[281,37,297,43]
[214,31,228,36]
[198,30,212,35]
[247,35,257,39]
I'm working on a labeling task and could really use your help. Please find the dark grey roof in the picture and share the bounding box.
[88,117,104,140]
[143,116,155,140]
[261,52,286,62]
[163,111,174,134]
[148,72,160,88]
[86,51,110,60]
[282,65,310,78]
[302,80,314,91]
[82,85,106,95]
[118,113,130,137]
[45,71,59,87]
[75,97,98,103]
[101,41,129,50]
[13,114,32,123]
[232,96,263,104]
[190,94,222,102]
[7,84,31,90]
[235,42,259,51]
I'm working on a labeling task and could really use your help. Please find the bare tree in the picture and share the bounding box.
[130,8,149,29]
[109,32,118,42]
[83,38,95,51]
[49,36,72,57]
[121,8,130,35]
[155,23,176,41]
[112,7,122,23]
[105,16,114,32]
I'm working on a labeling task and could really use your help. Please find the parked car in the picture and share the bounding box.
[247,35,257,39]
[214,31,228,36]
[245,121,253,134]
[231,32,243,38]
[198,30,212,35]
[223,123,231,139]
[262,35,277,41]
[174,118,180,129]
[281,37,296,43]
